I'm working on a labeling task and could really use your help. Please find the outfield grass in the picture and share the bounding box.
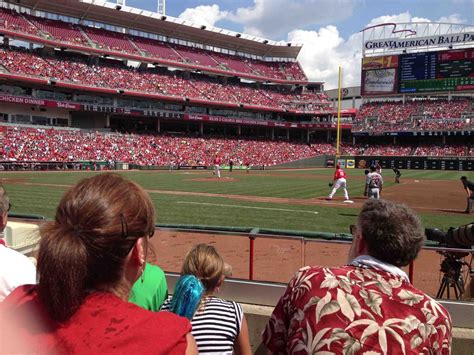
[1,169,473,234]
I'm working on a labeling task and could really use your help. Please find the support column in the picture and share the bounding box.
[286,129,290,141]
[306,130,310,144]
[105,114,110,128]
[156,119,160,133]
[200,122,204,135]
[352,135,356,145]
[442,135,446,145]
[327,130,331,143]
[271,128,274,140]
[393,136,396,145]
[301,130,304,141]
[237,125,241,136]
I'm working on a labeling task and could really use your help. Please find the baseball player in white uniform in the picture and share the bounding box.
[364,165,383,199]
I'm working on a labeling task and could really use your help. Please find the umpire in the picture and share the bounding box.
[460,176,474,214]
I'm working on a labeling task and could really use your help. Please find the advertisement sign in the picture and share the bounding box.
[362,68,397,94]
[361,55,399,95]
[362,55,399,70]
[364,32,474,51]
[337,159,346,168]
[346,159,355,169]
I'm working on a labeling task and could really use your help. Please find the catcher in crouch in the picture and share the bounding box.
[327,164,350,201]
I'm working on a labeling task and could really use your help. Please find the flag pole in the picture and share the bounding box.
[335,66,343,165]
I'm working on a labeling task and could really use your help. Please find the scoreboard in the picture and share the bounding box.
[362,48,474,95]
[400,52,437,81]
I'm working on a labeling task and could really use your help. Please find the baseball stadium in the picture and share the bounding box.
[0,0,473,353]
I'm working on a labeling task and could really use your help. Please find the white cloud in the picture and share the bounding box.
[289,27,362,90]
[176,4,468,90]
[437,14,465,24]
[292,12,468,89]
[228,0,355,39]
[178,4,228,28]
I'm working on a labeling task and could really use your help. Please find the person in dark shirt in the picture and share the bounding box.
[460,176,474,213]
[393,168,401,184]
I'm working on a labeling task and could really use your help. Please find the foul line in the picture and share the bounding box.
[177,201,319,214]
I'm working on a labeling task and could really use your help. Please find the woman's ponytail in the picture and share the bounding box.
[37,224,88,322]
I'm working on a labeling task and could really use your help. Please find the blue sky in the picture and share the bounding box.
[125,0,472,39]
[123,0,473,88]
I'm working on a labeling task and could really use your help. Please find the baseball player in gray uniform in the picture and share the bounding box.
[364,165,383,199]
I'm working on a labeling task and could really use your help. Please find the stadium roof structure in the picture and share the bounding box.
[13,0,303,59]
[361,22,474,57]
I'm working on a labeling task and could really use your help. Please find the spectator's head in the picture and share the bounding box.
[0,186,10,233]
[349,199,424,267]
[364,169,369,175]
[461,176,467,181]
[181,243,231,294]
[37,173,155,322]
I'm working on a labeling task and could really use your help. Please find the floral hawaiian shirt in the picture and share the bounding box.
[263,265,452,354]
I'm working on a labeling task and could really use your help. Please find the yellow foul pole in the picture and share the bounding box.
[335,66,343,164]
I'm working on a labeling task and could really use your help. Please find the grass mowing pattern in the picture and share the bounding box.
[1,169,472,233]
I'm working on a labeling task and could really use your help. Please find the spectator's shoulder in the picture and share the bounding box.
[0,245,36,269]
[144,263,165,278]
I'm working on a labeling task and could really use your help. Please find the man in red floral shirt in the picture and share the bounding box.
[263,199,452,354]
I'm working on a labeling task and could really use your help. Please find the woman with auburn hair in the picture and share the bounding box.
[162,244,251,355]
[0,173,197,354]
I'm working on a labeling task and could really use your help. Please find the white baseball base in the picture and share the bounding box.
[343,200,354,203]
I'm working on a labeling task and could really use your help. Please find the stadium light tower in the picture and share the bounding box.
[157,0,166,15]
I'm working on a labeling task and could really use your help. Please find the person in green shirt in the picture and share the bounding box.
[129,262,168,311]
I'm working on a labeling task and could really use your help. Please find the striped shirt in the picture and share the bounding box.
[161,295,243,354]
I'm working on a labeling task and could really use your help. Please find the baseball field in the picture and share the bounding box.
[1,168,473,233]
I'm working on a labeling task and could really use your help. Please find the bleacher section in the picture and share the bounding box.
[83,26,140,54]
[0,126,335,165]
[26,16,88,45]
[1,126,472,166]
[354,99,471,133]
[0,47,325,112]
[0,8,307,83]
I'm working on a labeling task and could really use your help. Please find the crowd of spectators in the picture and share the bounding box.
[0,47,325,112]
[0,126,335,166]
[416,118,467,131]
[0,8,307,82]
[341,143,413,156]
[414,144,467,156]
[2,126,471,166]
[355,99,471,133]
